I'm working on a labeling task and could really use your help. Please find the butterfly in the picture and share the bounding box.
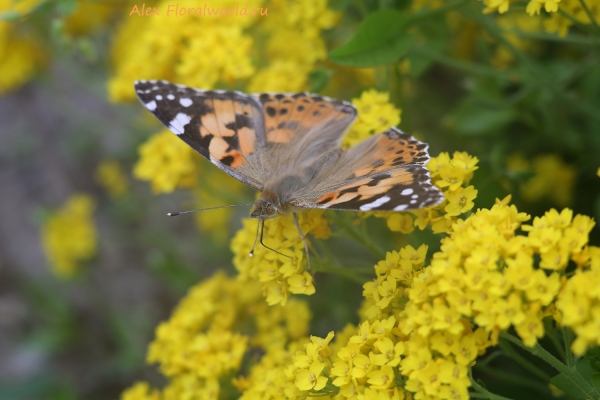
[134,80,443,263]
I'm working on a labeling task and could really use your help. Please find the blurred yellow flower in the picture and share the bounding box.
[109,0,263,102]
[509,154,576,206]
[41,194,97,278]
[343,89,402,148]
[248,0,338,93]
[95,159,128,198]
[133,130,198,193]
[122,272,312,399]
[120,382,159,400]
[63,0,115,37]
[0,14,45,93]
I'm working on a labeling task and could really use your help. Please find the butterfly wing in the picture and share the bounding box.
[252,92,357,172]
[291,127,443,211]
[134,80,267,190]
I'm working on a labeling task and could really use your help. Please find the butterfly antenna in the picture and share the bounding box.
[249,219,292,259]
[167,202,254,216]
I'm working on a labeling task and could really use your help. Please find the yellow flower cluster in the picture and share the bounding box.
[231,210,331,305]
[62,0,116,37]
[121,272,312,400]
[41,194,97,278]
[109,0,263,101]
[0,0,46,93]
[342,90,402,148]
[133,130,198,193]
[508,153,576,206]
[289,197,598,399]
[482,0,560,15]
[95,159,129,198]
[247,0,339,92]
[556,247,600,354]
[481,0,599,37]
[408,151,479,234]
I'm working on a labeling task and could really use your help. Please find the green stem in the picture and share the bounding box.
[313,263,372,284]
[477,350,504,367]
[500,332,599,399]
[558,8,597,35]
[544,320,565,363]
[562,327,574,367]
[578,0,600,34]
[409,0,471,24]
[411,46,509,80]
[469,367,513,400]
[498,338,552,381]
[463,8,600,123]
[509,30,600,45]
[475,364,551,393]
[328,213,386,259]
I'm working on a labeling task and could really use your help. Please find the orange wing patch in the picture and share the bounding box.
[196,96,260,168]
[310,165,441,211]
[348,128,431,179]
[254,93,356,144]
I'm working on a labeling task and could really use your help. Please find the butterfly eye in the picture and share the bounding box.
[266,204,277,215]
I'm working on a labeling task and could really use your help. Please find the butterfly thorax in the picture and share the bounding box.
[251,173,308,219]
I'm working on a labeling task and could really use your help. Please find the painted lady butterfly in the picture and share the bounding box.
[134,80,443,259]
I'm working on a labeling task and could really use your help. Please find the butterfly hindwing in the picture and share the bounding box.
[134,80,266,190]
[291,128,443,211]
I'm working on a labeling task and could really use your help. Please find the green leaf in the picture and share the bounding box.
[309,69,332,93]
[550,373,588,400]
[451,99,516,136]
[329,10,413,67]
[550,357,600,399]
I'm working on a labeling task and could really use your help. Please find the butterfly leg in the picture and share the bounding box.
[249,219,261,258]
[257,219,293,259]
[292,212,311,271]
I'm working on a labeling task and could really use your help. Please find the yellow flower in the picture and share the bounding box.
[515,154,576,206]
[343,89,402,148]
[133,130,198,193]
[41,194,97,278]
[120,382,160,400]
[109,0,262,102]
[95,159,128,198]
[386,213,414,234]
[482,0,513,14]
[444,186,478,216]
[231,211,330,305]
[294,361,328,391]
[63,0,115,37]
[0,17,46,94]
[247,60,310,92]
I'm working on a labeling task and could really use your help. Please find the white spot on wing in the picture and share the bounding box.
[169,113,191,135]
[145,100,157,111]
[359,196,391,211]
[155,95,163,100]
[401,188,414,196]
[180,98,193,107]
[167,94,175,100]
[394,204,408,211]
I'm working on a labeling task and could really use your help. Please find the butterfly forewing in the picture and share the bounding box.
[134,80,266,190]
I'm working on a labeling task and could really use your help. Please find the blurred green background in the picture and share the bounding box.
[1,0,599,399]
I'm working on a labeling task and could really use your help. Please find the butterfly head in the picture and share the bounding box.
[250,189,283,219]
[250,199,278,219]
